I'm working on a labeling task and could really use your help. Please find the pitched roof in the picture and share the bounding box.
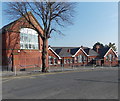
[48,47,61,59]
[98,47,110,58]
[0,20,17,34]
[51,47,80,57]
[82,47,99,56]
[0,12,43,34]
[50,46,117,59]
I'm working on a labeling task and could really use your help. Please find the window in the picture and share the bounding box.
[64,59,67,64]
[108,54,113,61]
[78,55,82,63]
[106,55,109,61]
[20,28,38,49]
[67,59,70,64]
[72,58,74,63]
[83,56,86,62]
[70,59,72,64]
[49,56,53,65]
[54,58,58,64]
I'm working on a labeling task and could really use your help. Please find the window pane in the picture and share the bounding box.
[28,34,31,43]
[20,33,23,42]
[33,44,35,49]
[20,43,23,49]
[25,44,28,49]
[24,34,27,42]
[29,44,31,49]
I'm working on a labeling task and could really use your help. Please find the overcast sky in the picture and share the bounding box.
[1,2,118,51]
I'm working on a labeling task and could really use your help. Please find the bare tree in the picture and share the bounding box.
[4,1,76,72]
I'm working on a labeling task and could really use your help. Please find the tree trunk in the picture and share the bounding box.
[42,38,48,72]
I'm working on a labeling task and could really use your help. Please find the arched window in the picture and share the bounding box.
[20,28,38,49]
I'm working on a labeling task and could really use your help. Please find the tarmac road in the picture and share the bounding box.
[2,68,119,99]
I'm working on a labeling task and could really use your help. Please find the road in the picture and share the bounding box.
[2,68,118,99]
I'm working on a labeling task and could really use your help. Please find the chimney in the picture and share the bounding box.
[96,45,100,53]
[81,46,83,49]
[67,49,70,53]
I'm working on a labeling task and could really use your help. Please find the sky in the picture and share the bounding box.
[0,2,118,50]
[49,2,118,49]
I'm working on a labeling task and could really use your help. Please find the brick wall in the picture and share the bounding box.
[48,49,61,67]
[2,13,48,71]
[104,49,118,66]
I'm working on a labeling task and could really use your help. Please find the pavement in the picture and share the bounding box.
[1,66,118,78]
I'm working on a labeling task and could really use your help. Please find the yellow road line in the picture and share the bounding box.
[2,68,104,80]
[2,70,83,80]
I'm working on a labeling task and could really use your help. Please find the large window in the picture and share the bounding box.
[20,28,38,49]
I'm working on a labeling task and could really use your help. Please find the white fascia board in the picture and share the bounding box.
[72,48,89,57]
[104,47,118,57]
[48,47,62,59]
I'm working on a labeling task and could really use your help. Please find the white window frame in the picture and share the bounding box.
[20,28,39,50]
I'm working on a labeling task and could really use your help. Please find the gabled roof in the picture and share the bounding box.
[51,46,99,58]
[0,12,43,34]
[72,47,88,57]
[82,47,99,56]
[48,47,61,59]
[2,21,13,30]
[51,47,80,57]
[103,47,118,57]
[98,47,110,58]
[0,20,17,34]
[49,46,118,59]
[97,46,118,58]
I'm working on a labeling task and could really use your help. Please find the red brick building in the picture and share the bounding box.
[97,47,118,66]
[1,12,48,71]
[49,46,118,67]
[1,12,118,71]
[48,47,88,67]
[48,47,61,67]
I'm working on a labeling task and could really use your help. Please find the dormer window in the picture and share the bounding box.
[20,28,38,49]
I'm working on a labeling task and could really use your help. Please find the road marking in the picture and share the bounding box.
[2,68,117,82]
[2,69,93,81]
